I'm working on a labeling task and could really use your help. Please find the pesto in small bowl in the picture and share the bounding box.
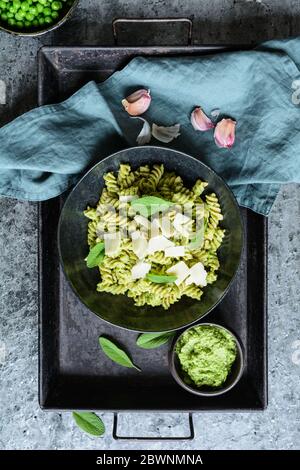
[169,323,244,396]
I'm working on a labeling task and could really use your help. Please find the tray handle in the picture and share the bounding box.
[112,412,194,441]
[112,17,193,46]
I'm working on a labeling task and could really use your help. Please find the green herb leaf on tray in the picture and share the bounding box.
[147,273,177,284]
[72,411,105,437]
[99,337,141,371]
[136,332,175,349]
[86,242,105,268]
[131,196,174,217]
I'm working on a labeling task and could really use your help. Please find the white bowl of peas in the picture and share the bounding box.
[0,0,78,35]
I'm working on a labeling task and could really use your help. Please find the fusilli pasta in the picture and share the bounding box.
[84,164,225,309]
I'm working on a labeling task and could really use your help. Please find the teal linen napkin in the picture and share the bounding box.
[1,38,300,215]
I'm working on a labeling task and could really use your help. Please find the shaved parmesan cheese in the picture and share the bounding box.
[134,214,151,230]
[185,262,207,286]
[174,213,191,225]
[165,246,185,257]
[173,224,191,238]
[173,213,192,237]
[159,216,174,238]
[167,261,190,286]
[131,230,148,259]
[150,218,161,237]
[147,235,175,255]
[104,232,121,257]
[131,230,142,239]
[131,261,151,280]
[119,195,138,203]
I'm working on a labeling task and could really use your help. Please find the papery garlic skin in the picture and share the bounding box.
[133,117,151,145]
[191,107,215,131]
[210,108,220,119]
[122,89,151,116]
[152,123,181,143]
[214,118,236,149]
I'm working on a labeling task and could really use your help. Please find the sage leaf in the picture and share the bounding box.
[131,196,173,217]
[147,273,177,284]
[99,337,141,371]
[86,242,105,268]
[72,412,105,437]
[137,332,175,349]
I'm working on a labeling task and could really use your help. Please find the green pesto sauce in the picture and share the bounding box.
[175,325,237,388]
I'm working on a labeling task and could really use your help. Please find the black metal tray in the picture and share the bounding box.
[38,44,267,413]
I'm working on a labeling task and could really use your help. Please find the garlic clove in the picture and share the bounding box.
[191,107,215,131]
[214,118,236,149]
[122,89,151,116]
[152,123,181,143]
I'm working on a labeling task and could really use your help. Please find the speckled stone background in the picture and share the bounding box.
[0,0,299,450]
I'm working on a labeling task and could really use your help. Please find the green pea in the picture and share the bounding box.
[6,11,13,17]
[43,6,51,15]
[7,17,16,25]
[44,15,52,24]
[9,5,18,13]
[25,12,34,20]
[0,0,6,8]
[24,19,30,26]
[51,1,62,11]
[15,11,25,20]
[1,12,8,20]
[38,15,44,24]
[51,10,58,19]
[38,0,47,4]
[29,6,37,14]
[32,18,38,26]
[20,2,29,11]
[16,20,24,27]
[36,3,43,12]
[13,0,21,8]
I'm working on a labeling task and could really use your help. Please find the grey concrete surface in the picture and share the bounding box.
[0,0,300,450]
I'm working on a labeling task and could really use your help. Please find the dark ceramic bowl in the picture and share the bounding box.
[169,323,245,396]
[0,0,79,37]
[58,146,243,332]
